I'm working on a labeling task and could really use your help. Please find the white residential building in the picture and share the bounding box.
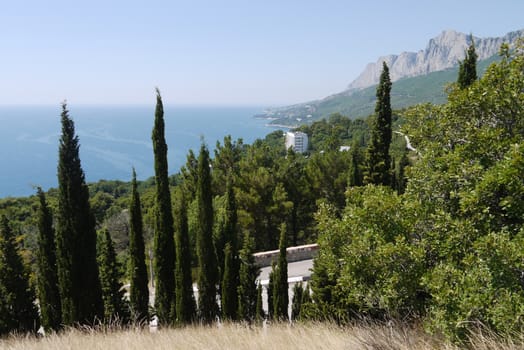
[285,131,309,153]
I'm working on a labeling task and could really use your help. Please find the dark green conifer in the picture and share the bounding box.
[196,143,219,323]
[273,223,289,321]
[365,62,392,186]
[267,263,275,320]
[151,89,176,325]
[348,142,363,187]
[255,283,264,322]
[128,169,149,324]
[237,231,259,322]
[56,102,103,325]
[221,243,236,320]
[0,216,40,335]
[174,189,196,324]
[35,188,61,332]
[291,282,304,321]
[458,35,478,89]
[97,229,129,323]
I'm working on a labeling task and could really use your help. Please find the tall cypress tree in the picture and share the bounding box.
[267,262,275,320]
[174,189,196,324]
[457,35,478,89]
[273,223,289,321]
[196,143,218,323]
[97,229,129,323]
[220,178,239,320]
[128,169,149,324]
[35,188,62,332]
[348,142,363,187]
[365,62,392,186]
[255,283,264,322]
[56,102,103,325]
[237,230,259,322]
[220,243,235,320]
[0,216,40,335]
[151,89,176,325]
[291,282,304,321]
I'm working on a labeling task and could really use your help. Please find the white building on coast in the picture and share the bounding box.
[285,131,309,153]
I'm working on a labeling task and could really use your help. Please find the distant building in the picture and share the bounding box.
[339,146,351,152]
[285,131,309,153]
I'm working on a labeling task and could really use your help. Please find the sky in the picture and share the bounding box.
[1,0,523,106]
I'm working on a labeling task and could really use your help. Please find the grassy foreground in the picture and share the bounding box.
[1,322,523,350]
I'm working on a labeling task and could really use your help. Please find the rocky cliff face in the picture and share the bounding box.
[347,29,524,90]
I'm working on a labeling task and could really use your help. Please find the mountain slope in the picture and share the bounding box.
[259,29,523,126]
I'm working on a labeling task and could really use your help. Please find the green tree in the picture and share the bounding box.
[348,142,363,187]
[365,62,392,186]
[291,282,304,321]
[273,223,289,321]
[255,282,264,322]
[457,35,478,89]
[35,188,61,332]
[151,89,175,325]
[237,231,259,322]
[97,229,129,323]
[55,103,103,325]
[220,243,236,320]
[267,263,275,320]
[128,169,149,324]
[174,189,196,324]
[196,143,218,323]
[0,216,39,335]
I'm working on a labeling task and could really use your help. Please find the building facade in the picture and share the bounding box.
[285,131,309,153]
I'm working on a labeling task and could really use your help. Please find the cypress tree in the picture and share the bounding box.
[220,178,239,320]
[196,143,219,323]
[348,142,363,187]
[174,189,196,323]
[0,216,40,334]
[97,229,129,323]
[457,35,478,89]
[365,62,392,186]
[267,263,275,320]
[128,169,149,324]
[35,188,62,332]
[291,282,304,321]
[151,88,176,325]
[273,223,289,321]
[255,283,264,322]
[299,285,312,320]
[56,102,103,325]
[221,243,235,320]
[237,231,259,322]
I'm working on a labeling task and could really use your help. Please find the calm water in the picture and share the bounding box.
[0,105,277,198]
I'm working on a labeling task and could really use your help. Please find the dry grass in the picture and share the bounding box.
[0,322,523,350]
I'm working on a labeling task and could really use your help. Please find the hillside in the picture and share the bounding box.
[259,55,498,126]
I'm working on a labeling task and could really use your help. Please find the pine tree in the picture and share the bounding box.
[299,284,312,320]
[458,35,478,89]
[291,282,304,321]
[237,231,259,322]
[0,216,40,335]
[128,169,149,324]
[56,102,103,325]
[255,283,264,322]
[174,189,196,324]
[151,89,176,325]
[273,223,289,321]
[97,229,129,323]
[196,143,219,323]
[35,188,61,332]
[365,62,392,186]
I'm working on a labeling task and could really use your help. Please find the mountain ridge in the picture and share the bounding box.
[259,29,523,125]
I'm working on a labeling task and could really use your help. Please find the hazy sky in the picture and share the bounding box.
[1,0,523,106]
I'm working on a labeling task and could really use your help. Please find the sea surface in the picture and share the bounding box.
[0,105,278,198]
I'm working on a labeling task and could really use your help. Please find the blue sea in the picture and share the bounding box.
[0,105,278,198]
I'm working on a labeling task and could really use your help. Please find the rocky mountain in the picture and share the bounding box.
[348,29,524,91]
[259,29,523,126]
